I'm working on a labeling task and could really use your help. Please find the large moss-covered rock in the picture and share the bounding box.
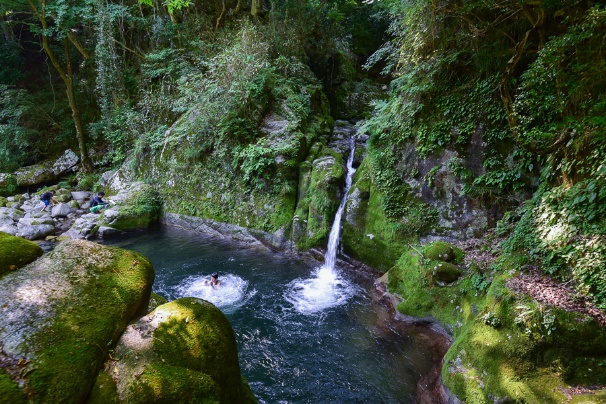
[0,239,154,402]
[97,298,255,403]
[0,174,18,197]
[101,183,161,231]
[0,231,43,275]
[292,135,350,250]
[14,163,54,187]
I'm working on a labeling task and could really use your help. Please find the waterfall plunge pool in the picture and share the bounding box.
[104,226,447,403]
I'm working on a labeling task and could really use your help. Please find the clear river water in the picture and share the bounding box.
[104,227,444,403]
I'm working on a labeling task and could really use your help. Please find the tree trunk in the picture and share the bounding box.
[27,0,93,173]
[251,0,260,17]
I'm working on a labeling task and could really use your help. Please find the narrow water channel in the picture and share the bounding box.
[105,227,444,403]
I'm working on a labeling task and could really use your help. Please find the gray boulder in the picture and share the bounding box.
[51,203,71,218]
[52,149,79,176]
[65,214,101,239]
[71,191,90,201]
[97,226,120,239]
[14,163,54,186]
[16,222,55,240]
[0,224,17,235]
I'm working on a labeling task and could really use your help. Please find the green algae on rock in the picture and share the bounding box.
[0,231,43,275]
[99,297,256,403]
[0,239,154,402]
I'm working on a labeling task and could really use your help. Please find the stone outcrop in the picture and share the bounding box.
[90,298,255,404]
[0,239,154,402]
[11,150,79,188]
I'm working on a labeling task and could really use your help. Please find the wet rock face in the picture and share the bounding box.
[92,298,255,404]
[0,239,154,402]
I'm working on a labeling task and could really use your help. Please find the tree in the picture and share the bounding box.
[26,0,94,172]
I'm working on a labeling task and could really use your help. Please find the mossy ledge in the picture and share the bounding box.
[388,244,606,403]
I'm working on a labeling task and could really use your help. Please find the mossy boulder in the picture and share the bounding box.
[14,163,54,187]
[0,231,43,275]
[423,241,463,263]
[0,239,154,402]
[99,298,256,403]
[443,273,606,403]
[0,174,18,197]
[427,259,462,284]
[101,183,161,231]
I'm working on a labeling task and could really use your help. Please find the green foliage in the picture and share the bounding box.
[77,173,101,191]
[0,86,40,172]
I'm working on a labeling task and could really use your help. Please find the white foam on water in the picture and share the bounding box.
[284,265,357,315]
[176,273,255,313]
[286,136,358,315]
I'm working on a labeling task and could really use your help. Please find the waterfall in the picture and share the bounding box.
[322,137,357,270]
[285,135,358,315]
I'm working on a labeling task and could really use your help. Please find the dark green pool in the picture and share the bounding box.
[105,226,439,403]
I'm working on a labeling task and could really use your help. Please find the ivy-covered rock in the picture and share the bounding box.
[97,298,256,403]
[0,231,43,275]
[0,239,153,402]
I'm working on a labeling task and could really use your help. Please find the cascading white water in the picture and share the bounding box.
[323,136,357,270]
[286,135,359,315]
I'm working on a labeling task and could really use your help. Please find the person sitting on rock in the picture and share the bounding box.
[204,273,221,287]
[90,191,109,214]
[40,190,58,212]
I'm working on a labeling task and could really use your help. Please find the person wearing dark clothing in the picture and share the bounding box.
[40,190,57,212]
[90,191,109,213]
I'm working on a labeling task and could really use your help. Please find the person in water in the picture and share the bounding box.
[204,273,221,287]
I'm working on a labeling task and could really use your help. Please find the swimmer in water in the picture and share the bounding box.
[204,272,221,287]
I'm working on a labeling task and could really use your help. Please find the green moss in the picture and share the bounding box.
[0,231,43,275]
[112,298,255,403]
[440,264,606,403]
[426,259,462,284]
[294,146,345,250]
[21,240,154,403]
[105,184,161,231]
[0,368,25,403]
[87,370,119,404]
[423,241,464,263]
[147,292,168,313]
[342,160,411,271]
[125,362,221,404]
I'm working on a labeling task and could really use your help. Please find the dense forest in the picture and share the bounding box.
[1,0,605,402]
